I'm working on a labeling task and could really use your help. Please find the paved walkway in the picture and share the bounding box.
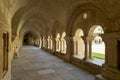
[12,46,95,80]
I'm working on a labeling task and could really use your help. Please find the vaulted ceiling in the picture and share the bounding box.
[11,0,82,37]
[1,0,120,39]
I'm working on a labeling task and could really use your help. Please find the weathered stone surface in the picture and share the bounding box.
[12,46,95,80]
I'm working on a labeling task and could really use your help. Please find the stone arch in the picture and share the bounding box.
[74,29,84,37]
[14,6,52,40]
[42,36,46,48]
[11,7,25,37]
[19,21,43,37]
[66,2,108,37]
[22,30,39,45]
[18,6,54,32]
[88,25,104,40]
[88,25,105,65]
[89,25,104,34]
[61,32,66,38]
[61,32,67,53]
[19,23,41,40]
[19,15,47,37]
[55,33,61,52]
[0,12,9,31]
[49,35,53,49]
[73,28,85,59]
[52,20,66,36]
[52,21,60,38]
[47,36,51,49]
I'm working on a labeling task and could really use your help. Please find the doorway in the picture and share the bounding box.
[2,32,9,76]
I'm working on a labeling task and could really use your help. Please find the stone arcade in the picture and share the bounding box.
[0,0,120,80]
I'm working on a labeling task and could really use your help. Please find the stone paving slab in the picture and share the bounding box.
[37,69,55,75]
[12,46,95,80]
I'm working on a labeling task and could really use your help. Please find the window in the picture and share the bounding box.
[88,25,105,66]
[47,36,50,49]
[56,33,61,52]
[43,37,46,47]
[91,26,105,59]
[47,36,53,49]
[61,32,67,54]
[39,38,42,48]
[50,36,53,49]
[73,29,85,59]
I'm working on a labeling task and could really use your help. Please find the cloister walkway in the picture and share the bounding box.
[12,46,95,80]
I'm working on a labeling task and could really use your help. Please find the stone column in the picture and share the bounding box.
[100,32,120,80]
[45,37,48,50]
[13,37,20,57]
[41,37,44,49]
[51,37,56,54]
[65,36,74,62]
[60,39,63,53]
[17,38,22,56]
[88,35,96,59]
[89,41,93,59]
[82,36,89,61]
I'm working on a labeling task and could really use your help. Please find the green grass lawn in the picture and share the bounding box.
[92,52,105,60]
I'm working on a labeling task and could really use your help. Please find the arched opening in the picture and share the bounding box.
[50,36,53,49]
[35,38,42,48]
[61,32,67,54]
[88,25,105,65]
[73,29,85,59]
[47,36,52,49]
[39,38,42,48]
[55,33,61,52]
[42,37,46,48]
[23,32,36,45]
[47,36,50,49]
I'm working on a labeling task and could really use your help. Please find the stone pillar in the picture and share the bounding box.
[100,32,120,80]
[12,37,21,57]
[65,36,74,62]
[41,39,43,48]
[89,41,93,59]
[45,37,48,50]
[82,36,89,60]
[51,37,56,54]
[19,38,23,48]
[41,37,47,50]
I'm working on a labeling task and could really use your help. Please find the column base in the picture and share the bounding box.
[95,74,105,80]
[83,57,90,62]
[102,65,120,80]
[63,54,71,62]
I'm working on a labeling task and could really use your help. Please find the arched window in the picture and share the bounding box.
[39,38,42,48]
[88,25,105,65]
[47,36,53,49]
[73,29,85,59]
[61,32,67,54]
[50,36,53,49]
[43,37,46,47]
[47,36,50,49]
[55,33,61,52]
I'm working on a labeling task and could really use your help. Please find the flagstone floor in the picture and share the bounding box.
[12,46,95,80]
